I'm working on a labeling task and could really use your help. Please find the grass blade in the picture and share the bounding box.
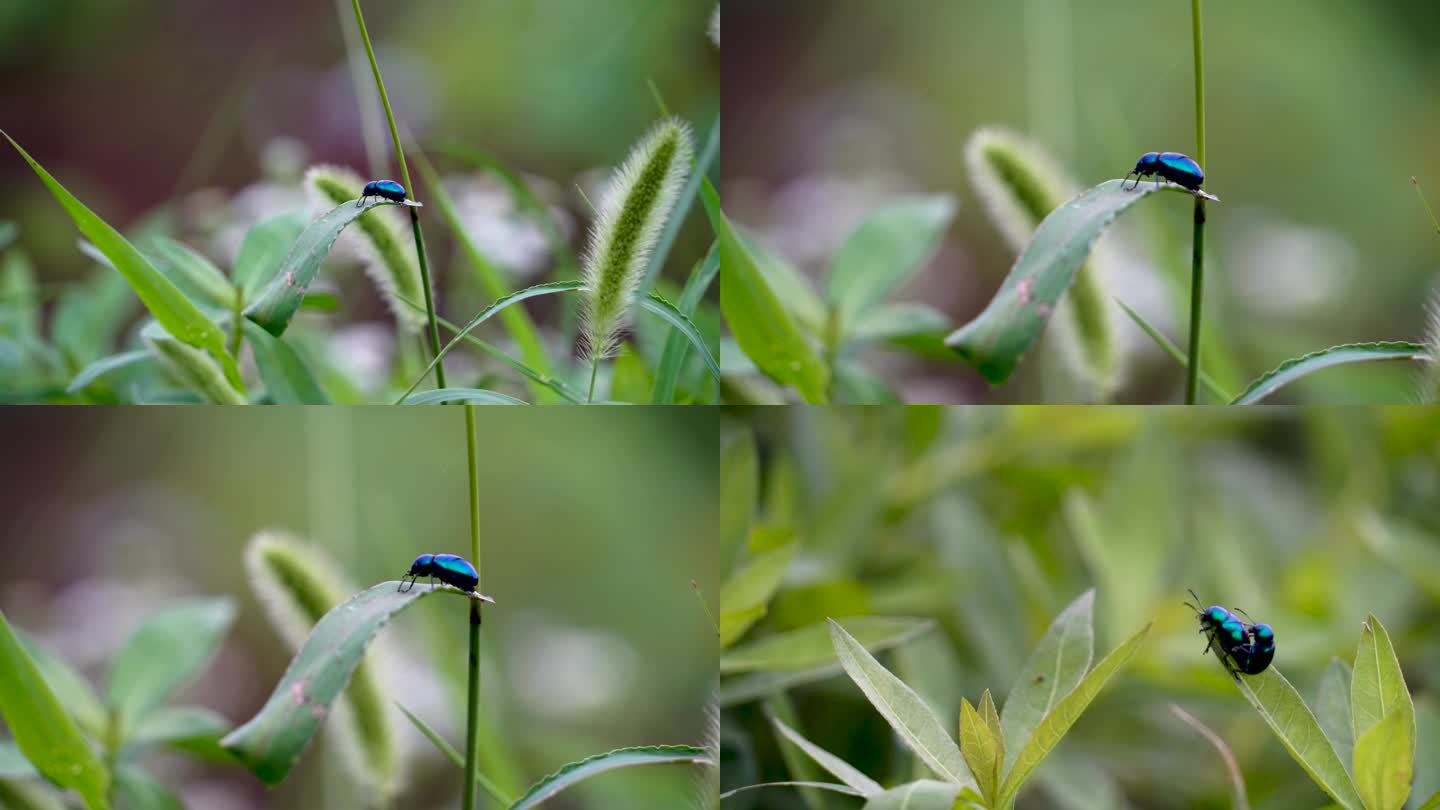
[509,745,706,810]
[704,180,829,402]
[1230,342,1425,404]
[2,129,241,391]
[395,702,513,807]
[640,291,719,380]
[402,388,527,405]
[721,782,866,801]
[722,617,933,674]
[1232,667,1363,809]
[770,714,883,796]
[1115,298,1231,401]
[828,619,973,787]
[652,246,719,403]
[1000,589,1094,770]
[67,350,155,395]
[996,622,1151,809]
[945,180,1183,384]
[0,609,110,810]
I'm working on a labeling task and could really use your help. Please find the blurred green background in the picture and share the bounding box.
[0,406,717,809]
[721,406,1440,809]
[723,0,1440,403]
[0,0,717,394]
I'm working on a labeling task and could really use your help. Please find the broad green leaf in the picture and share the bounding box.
[704,180,829,403]
[3,130,240,390]
[401,388,527,405]
[395,703,512,807]
[946,180,1177,384]
[719,429,757,578]
[509,745,705,810]
[107,600,236,735]
[653,246,719,403]
[719,544,795,647]
[0,609,110,810]
[1316,659,1355,776]
[221,582,484,785]
[148,237,234,311]
[244,198,407,337]
[770,712,883,796]
[1352,616,1414,743]
[1114,298,1231,402]
[829,619,972,786]
[1231,343,1425,404]
[113,766,183,810]
[67,350,156,395]
[960,697,1001,805]
[827,195,956,333]
[997,622,1151,809]
[1353,704,1413,810]
[242,321,328,404]
[399,280,584,402]
[1000,589,1095,770]
[1233,667,1363,810]
[233,213,306,299]
[861,780,962,810]
[639,291,721,381]
[722,617,933,674]
[0,739,38,778]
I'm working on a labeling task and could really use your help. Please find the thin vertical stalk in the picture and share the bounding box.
[1186,0,1207,405]
[349,0,447,389]
[461,405,482,810]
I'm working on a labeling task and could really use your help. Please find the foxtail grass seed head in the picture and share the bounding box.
[965,127,1124,398]
[144,330,245,404]
[305,165,426,334]
[691,681,720,810]
[708,5,719,47]
[580,118,694,362]
[244,531,405,800]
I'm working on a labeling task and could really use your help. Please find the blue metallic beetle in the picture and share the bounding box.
[358,179,408,208]
[399,553,493,601]
[1184,589,1274,679]
[1122,152,1205,193]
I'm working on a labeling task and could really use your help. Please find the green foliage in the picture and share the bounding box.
[509,746,707,810]
[1230,342,1426,404]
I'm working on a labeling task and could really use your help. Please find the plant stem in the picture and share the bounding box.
[587,355,600,403]
[1186,0,1207,405]
[228,285,244,361]
[349,0,446,389]
[461,405,482,810]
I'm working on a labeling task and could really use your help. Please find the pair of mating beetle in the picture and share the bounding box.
[1185,589,1274,679]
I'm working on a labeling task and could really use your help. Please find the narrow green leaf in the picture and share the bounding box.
[721,782,866,801]
[860,780,962,810]
[704,180,829,402]
[112,766,183,810]
[3,129,240,391]
[132,705,231,760]
[107,600,236,736]
[67,350,155,395]
[242,321,328,404]
[721,665,847,707]
[997,622,1151,809]
[509,745,705,810]
[639,291,720,380]
[398,280,584,402]
[764,695,830,810]
[722,617,933,674]
[148,237,234,311]
[945,180,1177,384]
[243,198,408,337]
[17,635,107,739]
[395,702,512,807]
[1115,298,1231,402]
[653,247,720,403]
[221,582,480,785]
[1353,703,1413,810]
[719,544,795,647]
[737,229,826,333]
[1000,589,1094,770]
[1231,343,1425,404]
[1232,667,1364,809]
[828,619,973,787]
[849,302,951,346]
[960,698,1001,805]
[1315,659,1355,776]
[233,213,307,300]
[402,388,526,405]
[1352,616,1414,742]
[827,195,956,333]
[0,609,110,810]
[770,712,883,796]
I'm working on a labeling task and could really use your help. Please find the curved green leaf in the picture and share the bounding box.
[242,321,328,404]
[18,636,106,738]
[640,291,720,380]
[234,213,307,299]
[3,130,240,391]
[723,617,932,674]
[221,582,482,785]
[395,702,512,807]
[0,609,110,810]
[1234,667,1363,809]
[705,180,829,403]
[770,714,882,796]
[133,705,231,760]
[1000,589,1094,769]
[148,237,234,311]
[399,281,585,402]
[67,350,155,395]
[509,745,705,810]
[997,622,1150,809]
[829,619,972,787]
[827,195,956,333]
[107,600,236,736]
[960,697,1002,805]
[721,782,866,801]
[402,388,527,405]
[1231,343,1425,404]
[946,180,1179,384]
[1353,704,1412,810]
[244,198,405,337]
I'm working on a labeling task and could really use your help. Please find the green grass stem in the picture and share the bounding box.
[1186,0,1207,405]
[462,406,483,810]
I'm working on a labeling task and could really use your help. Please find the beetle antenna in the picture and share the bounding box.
[1231,606,1253,622]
